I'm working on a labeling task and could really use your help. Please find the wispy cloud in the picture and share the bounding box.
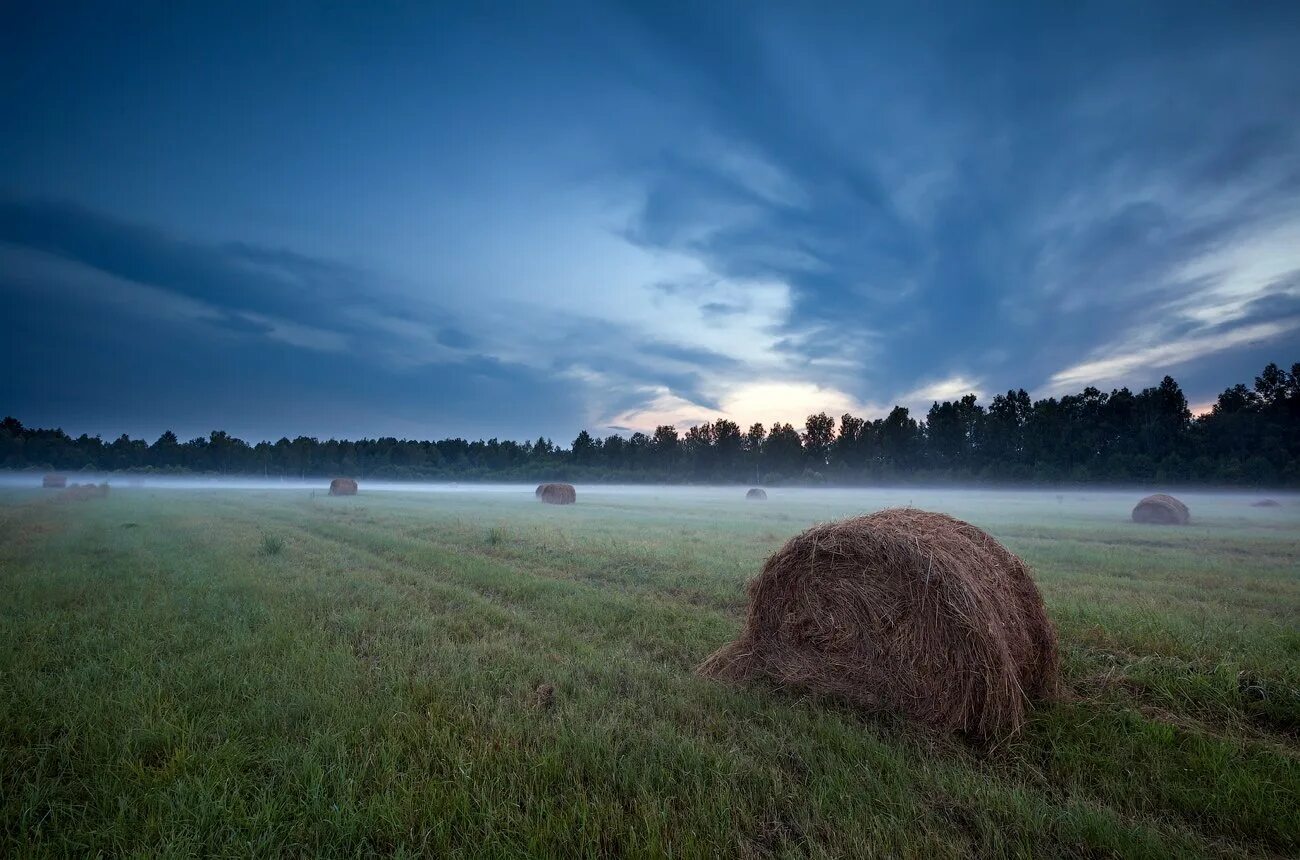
[605,380,874,434]
[899,377,983,407]
[1048,319,1300,392]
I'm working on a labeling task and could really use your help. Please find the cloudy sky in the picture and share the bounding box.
[3,1,1298,443]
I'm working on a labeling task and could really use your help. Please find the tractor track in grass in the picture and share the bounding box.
[237,501,738,675]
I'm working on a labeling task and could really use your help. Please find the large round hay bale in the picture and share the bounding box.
[746,488,767,501]
[42,474,67,489]
[1131,494,1188,525]
[329,477,358,496]
[537,483,576,505]
[699,508,1059,737]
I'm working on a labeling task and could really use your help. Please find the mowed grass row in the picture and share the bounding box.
[1,488,1297,858]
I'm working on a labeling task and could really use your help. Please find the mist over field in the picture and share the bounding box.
[3,470,1299,511]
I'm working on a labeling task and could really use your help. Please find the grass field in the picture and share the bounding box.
[2,484,1298,858]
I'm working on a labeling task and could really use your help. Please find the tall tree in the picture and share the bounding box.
[802,413,836,467]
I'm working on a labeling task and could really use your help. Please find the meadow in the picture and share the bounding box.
[1,484,1297,858]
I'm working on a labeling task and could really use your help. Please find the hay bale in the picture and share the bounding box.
[1131,494,1189,525]
[746,488,768,501]
[699,508,1059,737]
[58,482,109,501]
[42,474,67,488]
[329,477,358,496]
[537,483,576,505]
[1251,499,1281,508]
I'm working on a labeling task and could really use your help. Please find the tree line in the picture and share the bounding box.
[3,361,1298,486]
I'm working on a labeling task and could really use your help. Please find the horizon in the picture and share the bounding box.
[0,361,1291,446]
[3,2,1299,443]
[4,358,1296,491]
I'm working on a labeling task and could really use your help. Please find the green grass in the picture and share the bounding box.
[259,533,286,556]
[1,485,1297,857]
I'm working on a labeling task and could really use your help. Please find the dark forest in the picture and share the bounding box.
[5,362,1298,486]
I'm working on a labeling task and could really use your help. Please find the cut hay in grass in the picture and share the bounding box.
[42,474,67,488]
[536,483,576,505]
[329,478,358,496]
[1131,493,1189,525]
[528,683,556,710]
[746,488,768,501]
[699,508,1060,738]
[1251,499,1281,508]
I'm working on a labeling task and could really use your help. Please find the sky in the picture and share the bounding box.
[2,1,1298,444]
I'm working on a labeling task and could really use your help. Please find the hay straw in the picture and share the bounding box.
[699,508,1059,737]
[1131,494,1189,525]
[329,478,358,496]
[57,482,109,502]
[536,483,576,505]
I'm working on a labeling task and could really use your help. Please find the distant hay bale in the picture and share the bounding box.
[58,482,109,502]
[329,478,358,496]
[746,488,767,501]
[42,474,67,489]
[1251,499,1281,508]
[699,508,1060,738]
[1131,494,1189,525]
[536,483,576,505]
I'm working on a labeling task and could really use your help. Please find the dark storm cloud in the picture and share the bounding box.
[0,270,587,442]
[0,195,742,438]
[0,198,392,334]
[435,328,477,350]
[0,195,600,439]
[636,340,741,371]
